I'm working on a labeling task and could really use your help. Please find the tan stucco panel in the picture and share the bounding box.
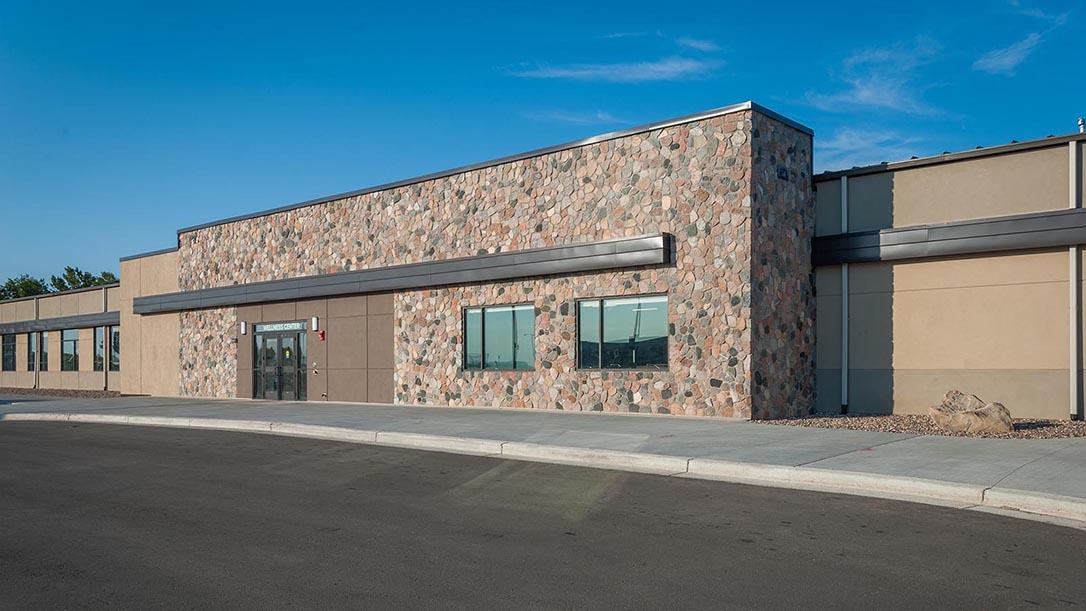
[139,313,180,396]
[37,295,61,319]
[0,300,35,323]
[819,252,1071,416]
[864,369,1067,420]
[887,272,1066,371]
[827,145,1072,233]
[78,328,94,372]
[77,290,103,315]
[141,251,180,296]
[106,287,121,312]
[119,251,180,395]
[847,172,892,232]
[894,146,1069,228]
[14,334,27,371]
[814,179,842,237]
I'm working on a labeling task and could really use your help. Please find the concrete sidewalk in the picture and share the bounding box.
[2,394,1085,525]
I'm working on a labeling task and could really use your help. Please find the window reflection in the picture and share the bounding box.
[463,304,534,370]
[579,295,668,370]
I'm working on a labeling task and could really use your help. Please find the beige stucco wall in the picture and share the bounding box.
[0,285,116,390]
[816,251,1069,419]
[0,299,34,323]
[0,334,32,388]
[119,251,180,396]
[815,144,1072,235]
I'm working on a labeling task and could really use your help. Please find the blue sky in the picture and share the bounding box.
[2,0,1083,279]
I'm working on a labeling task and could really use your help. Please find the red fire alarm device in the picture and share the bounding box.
[318,330,326,341]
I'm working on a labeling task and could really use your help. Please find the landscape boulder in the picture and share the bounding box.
[929,390,1014,435]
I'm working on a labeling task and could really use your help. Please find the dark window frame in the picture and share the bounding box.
[39,331,48,371]
[462,303,536,372]
[1,334,14,372]
[27,331,36,372]
[576,293,670,371]
[109,325,120,372]
[93,327,105,372]
[61,329,79,371]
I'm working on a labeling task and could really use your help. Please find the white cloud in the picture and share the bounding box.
[815,128,924,172]
[677,37,719,52]
[1008,1,1069,24]
[510,57,721,83]
[521,110,626,126]
[973,9,1067,75]
[972,32,1045,74]
[805,38,941,115]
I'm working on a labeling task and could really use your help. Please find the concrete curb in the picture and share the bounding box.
[3,412,1083,525]
[687,458,986,504]
[502,442,690,475]
[375,431,503,456]
[983,488,1086,522]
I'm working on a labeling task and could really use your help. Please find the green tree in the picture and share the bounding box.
[49,266,117,292]
[0,274,51,300]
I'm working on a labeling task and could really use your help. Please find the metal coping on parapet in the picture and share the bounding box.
[816,132,1086,181]
[175,101,813,236]
[119,246,180,262]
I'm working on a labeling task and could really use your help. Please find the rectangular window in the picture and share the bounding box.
[39,331,48,371]
[1,334,14,371]
[93,327,105,371]
[27,332,37,371]
[61,329,79,371]
[577,295,668,370]
[463,304,534,370]
[109,325,120,372]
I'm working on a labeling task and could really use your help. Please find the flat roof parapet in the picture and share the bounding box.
[816,132,1086,181]
[0,282,120,306]
[174,101,812,236]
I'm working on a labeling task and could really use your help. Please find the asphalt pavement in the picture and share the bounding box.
[2,422,1084,609]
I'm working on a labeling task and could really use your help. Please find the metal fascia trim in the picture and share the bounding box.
[813,208,1086,265]
[133,233,670,314]
[0,311,120,335]
[118,246,180,262]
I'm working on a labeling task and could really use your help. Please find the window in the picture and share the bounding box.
[39,331,48,371]
[61,329,79,371]
[27,332,37,371]
[93,327,105,371]
[1,334,14,371]
[109,325,120,372]
[578,295,668,370]
[463,304,535,370]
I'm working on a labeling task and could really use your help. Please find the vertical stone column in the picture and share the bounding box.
[748,112,816,419]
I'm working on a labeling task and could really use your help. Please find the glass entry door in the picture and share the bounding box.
[252,321,307,401]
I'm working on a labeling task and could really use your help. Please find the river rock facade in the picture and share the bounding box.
[169,103,814,418]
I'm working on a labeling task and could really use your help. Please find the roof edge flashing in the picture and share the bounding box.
[119,246,180,263]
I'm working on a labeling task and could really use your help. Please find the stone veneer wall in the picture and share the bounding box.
[174,108,814,418]
[748,113,815,419]
[179,308,237,397]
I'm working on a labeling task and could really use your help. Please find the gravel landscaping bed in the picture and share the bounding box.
[764,414,1086,439]
[0,388,120,400]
